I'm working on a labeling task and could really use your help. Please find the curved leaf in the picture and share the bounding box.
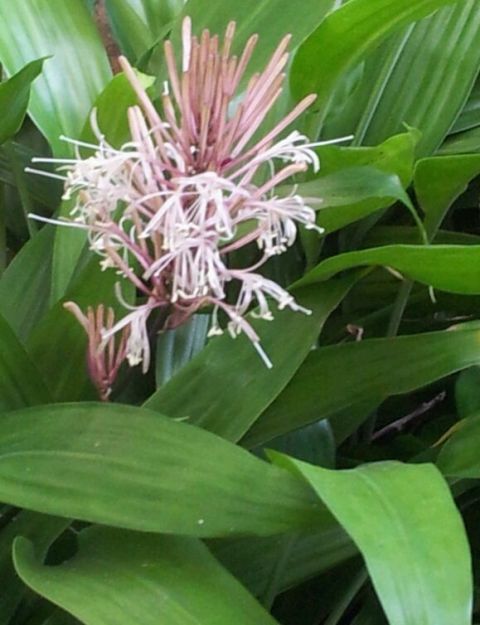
[0,402,327,536]
[437,413,480,478]
[297,244,480,294]
[14,528,278,625]
[273,455,472,625]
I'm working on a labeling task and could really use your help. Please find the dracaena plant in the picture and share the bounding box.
[0,1,479,625]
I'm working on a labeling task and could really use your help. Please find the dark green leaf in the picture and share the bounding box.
[437,414,480,478]
[244,324,480,446]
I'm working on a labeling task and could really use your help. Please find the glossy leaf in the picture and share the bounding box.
[14,527,278,625]
[356,2,480,156]
[145,277,357,442]
[296,244,480,294]
[0,58,45,144]
[290,0,465,119]
[440,125,480,154]
[244,323,480,446]
[451,81,480,133]
[0,0,111,156]
[0,311,51,412]
[273,455,472,625]
[0,402,326,536]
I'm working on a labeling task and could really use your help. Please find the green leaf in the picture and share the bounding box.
[155,314,209,387]
[0,0,111,156]
[328,3,480,157]
[244,323,480,447]
[173,0,337,77]
[0,512,68,624]
[0,226,54,341]
[0,312,51,412]
[14,527,278,625]
[105,0,153,59]
[273,455,472,625]
[145,277,357,442]
[296,244,480,295]
[0,402,326,536]
[295,166,412,234]
[290,0,465,121]
[455,367,480,419]
[414,154,480,238]
[0,58,45,144]
[440,125,480,154]
[451,80,480,133]
[437,414,480,478]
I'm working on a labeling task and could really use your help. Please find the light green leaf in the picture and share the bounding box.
[14,528,278,625]
[0,0,111,156]
[0,58,45,144]
[0,311,51,412]
[244,323,480,447]
[272,456,472,625]
[0,402,326,536]
[145,277,357,442]
[329,3,480,157]
[451,81,480,133]
[296,244,480,294]
[291,0,465,121]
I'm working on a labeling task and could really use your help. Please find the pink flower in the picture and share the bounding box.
[30,17,350,392]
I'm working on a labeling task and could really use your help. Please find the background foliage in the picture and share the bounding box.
[0,0,480,624]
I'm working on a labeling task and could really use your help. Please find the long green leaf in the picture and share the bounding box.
[440,125,480,154]
[356,2,480,156]
[145,277,356,442]
[0,59,45,144]
[290,0,465,120]
[0,402,326,536]
[0,0,111,156]
[273,455,472,625]
[296,244,480,294]
[14,528,278,625]
[244,323,480,446]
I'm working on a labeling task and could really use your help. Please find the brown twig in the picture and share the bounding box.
[372,391,447,442]
[94,0,122,73]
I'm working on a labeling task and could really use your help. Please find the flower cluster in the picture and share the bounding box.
[29,17,346,398]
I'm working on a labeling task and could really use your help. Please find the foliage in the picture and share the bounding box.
[0,1,480,624]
